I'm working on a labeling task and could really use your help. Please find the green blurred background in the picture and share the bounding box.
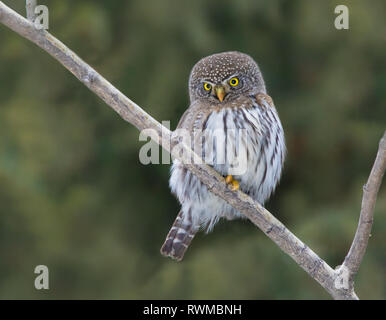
[0,0,385,299]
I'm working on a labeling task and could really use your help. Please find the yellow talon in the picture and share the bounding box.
[225,175,233,184]
[225,174,239,191]
[231,180,239,191]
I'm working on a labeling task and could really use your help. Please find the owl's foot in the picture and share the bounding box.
[225,175,239,191]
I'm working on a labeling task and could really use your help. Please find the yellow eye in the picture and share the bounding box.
[203,83,212,91]
[229,77,239,87]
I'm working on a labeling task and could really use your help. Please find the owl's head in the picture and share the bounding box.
[188,51,266,104]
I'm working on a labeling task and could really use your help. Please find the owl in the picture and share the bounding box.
[161,51,286,261]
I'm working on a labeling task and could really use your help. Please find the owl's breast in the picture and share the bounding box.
[198,98,285,202]
[170,96,285,207]
[201,105,262,176]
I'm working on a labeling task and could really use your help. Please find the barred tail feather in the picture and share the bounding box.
[160,210,198,261]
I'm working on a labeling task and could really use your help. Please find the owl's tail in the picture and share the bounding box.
[160,210,198,261]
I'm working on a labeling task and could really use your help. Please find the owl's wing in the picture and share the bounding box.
[176,100,212,132]
[176,106,193,130]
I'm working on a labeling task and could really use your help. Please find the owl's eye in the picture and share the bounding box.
[203,83,212,91]
[229,77,239,87]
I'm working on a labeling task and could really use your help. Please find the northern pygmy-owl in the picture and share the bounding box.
[161,51,286,261]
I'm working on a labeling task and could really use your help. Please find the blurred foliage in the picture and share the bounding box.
[0,0,385,299]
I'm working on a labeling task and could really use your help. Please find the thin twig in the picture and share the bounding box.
[342,131,386,278]
[0,1,384,299]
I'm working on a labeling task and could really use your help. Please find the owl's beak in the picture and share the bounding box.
[215,86,226,102]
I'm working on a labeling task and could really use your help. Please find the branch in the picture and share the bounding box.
[0,1,384,299]
[25,0,36,21]
[341,131,386,281]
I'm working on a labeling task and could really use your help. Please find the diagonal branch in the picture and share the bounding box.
[0,1,384,299]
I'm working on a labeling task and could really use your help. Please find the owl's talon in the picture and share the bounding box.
[225,175,233,184]
[225,175,239,191]
[231,180,239,191]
